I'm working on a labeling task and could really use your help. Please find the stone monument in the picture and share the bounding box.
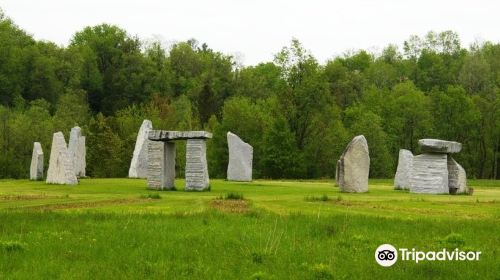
[394,149,413,190]
[30,142,44,180]
[227,132,253,182]
[68,126,86,177]
[147,131,212,191]
[129,120,152,178]
[408,139,468,194]
[46,132,78,185]
[336,135,370,193]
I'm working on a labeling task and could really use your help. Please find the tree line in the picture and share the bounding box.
[0,9,498,179]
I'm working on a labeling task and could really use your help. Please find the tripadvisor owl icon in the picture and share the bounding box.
[375,244,398,267]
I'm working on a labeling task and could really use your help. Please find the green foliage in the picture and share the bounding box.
[219,192,244,200]
[0,9,499,179]
[140,193,162,199]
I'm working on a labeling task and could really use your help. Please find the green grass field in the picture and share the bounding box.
[0,178,499,279]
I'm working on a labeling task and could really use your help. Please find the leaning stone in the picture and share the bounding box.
[394,149,413,190]
[185,139,210,191]
[410,153,448,194]
[46,132,78,185]
[336,135,370,193]
[227,132,253,181]
[68,126,86,177]
[447,156,467,194]
[129,120,153,178]
[418,139,462,153]
[30,142,44,180]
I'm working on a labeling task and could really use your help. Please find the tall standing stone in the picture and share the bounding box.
[410,154,448,194]
[336,135,370,193]
[129,120,152,178]
[185,139,209,191]
[227,132,253,182]
[46,132,78,185]
[447,156,468,194]
[394,149,413,190]
[68,126,86,177]
[147,141,176,190]
[30,142,44,180]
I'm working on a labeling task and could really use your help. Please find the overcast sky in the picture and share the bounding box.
[1,0,499,65]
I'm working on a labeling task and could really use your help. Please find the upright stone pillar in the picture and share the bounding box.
[227,132,253,182]
[30,142,44,180]
[129,120,153,178]
[46,132,78,185]
[336,135,370,193]
[68,126,86,177]
[394,149,413,190]
[185,139,209,191]
[147,141,176,190]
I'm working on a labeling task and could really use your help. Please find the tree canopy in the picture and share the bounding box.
[0,10,498,179]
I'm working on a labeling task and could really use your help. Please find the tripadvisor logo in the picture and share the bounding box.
[375,244,481,267]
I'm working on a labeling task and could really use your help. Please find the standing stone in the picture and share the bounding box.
[336,135,370,193]
[147,141,176,190]
[410,154,448,194]
[78,136,86,177]
[227,132,253,181]
[394,149,413,190]
[185,139,209,191]
[46,132,77,185]
[448,156,467,194]
[129,120,153,178]
[68,126,86,177]
[30,142,44,180]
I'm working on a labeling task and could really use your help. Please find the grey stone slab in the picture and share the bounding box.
[185,139,209,191]
[227,132,253,182]
[129,120,152,178]
[147,141,176,190]
[336,135,370,193]
[148,130,212,141]
[30,142,43,180]
[394,149,413,190]
[46,132,78,185]
[410,153,449,194]
[418,139,462,153]
[447,156,468,194]
[68,126,86,177]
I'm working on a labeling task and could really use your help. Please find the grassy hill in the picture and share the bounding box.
[0,179,499,279]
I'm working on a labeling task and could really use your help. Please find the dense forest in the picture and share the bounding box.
[0,9,498,180]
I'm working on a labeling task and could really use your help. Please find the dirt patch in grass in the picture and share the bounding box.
[211,199,250,213]
[8,198,148,211]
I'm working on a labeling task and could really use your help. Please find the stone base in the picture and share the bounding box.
[410,153,449,194]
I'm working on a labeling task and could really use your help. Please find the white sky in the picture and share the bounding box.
[1,0,499,65]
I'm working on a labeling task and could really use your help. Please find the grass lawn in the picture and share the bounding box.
[0,178,499,279]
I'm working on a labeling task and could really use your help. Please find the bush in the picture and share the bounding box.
[140,193,162,199]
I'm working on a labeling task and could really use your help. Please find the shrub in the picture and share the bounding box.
[0,241,26,252]
[305,194,330,202]
[140,193,162,199]
[219,192,244,200]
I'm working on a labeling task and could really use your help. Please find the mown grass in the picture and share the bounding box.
[0,178,499,279]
